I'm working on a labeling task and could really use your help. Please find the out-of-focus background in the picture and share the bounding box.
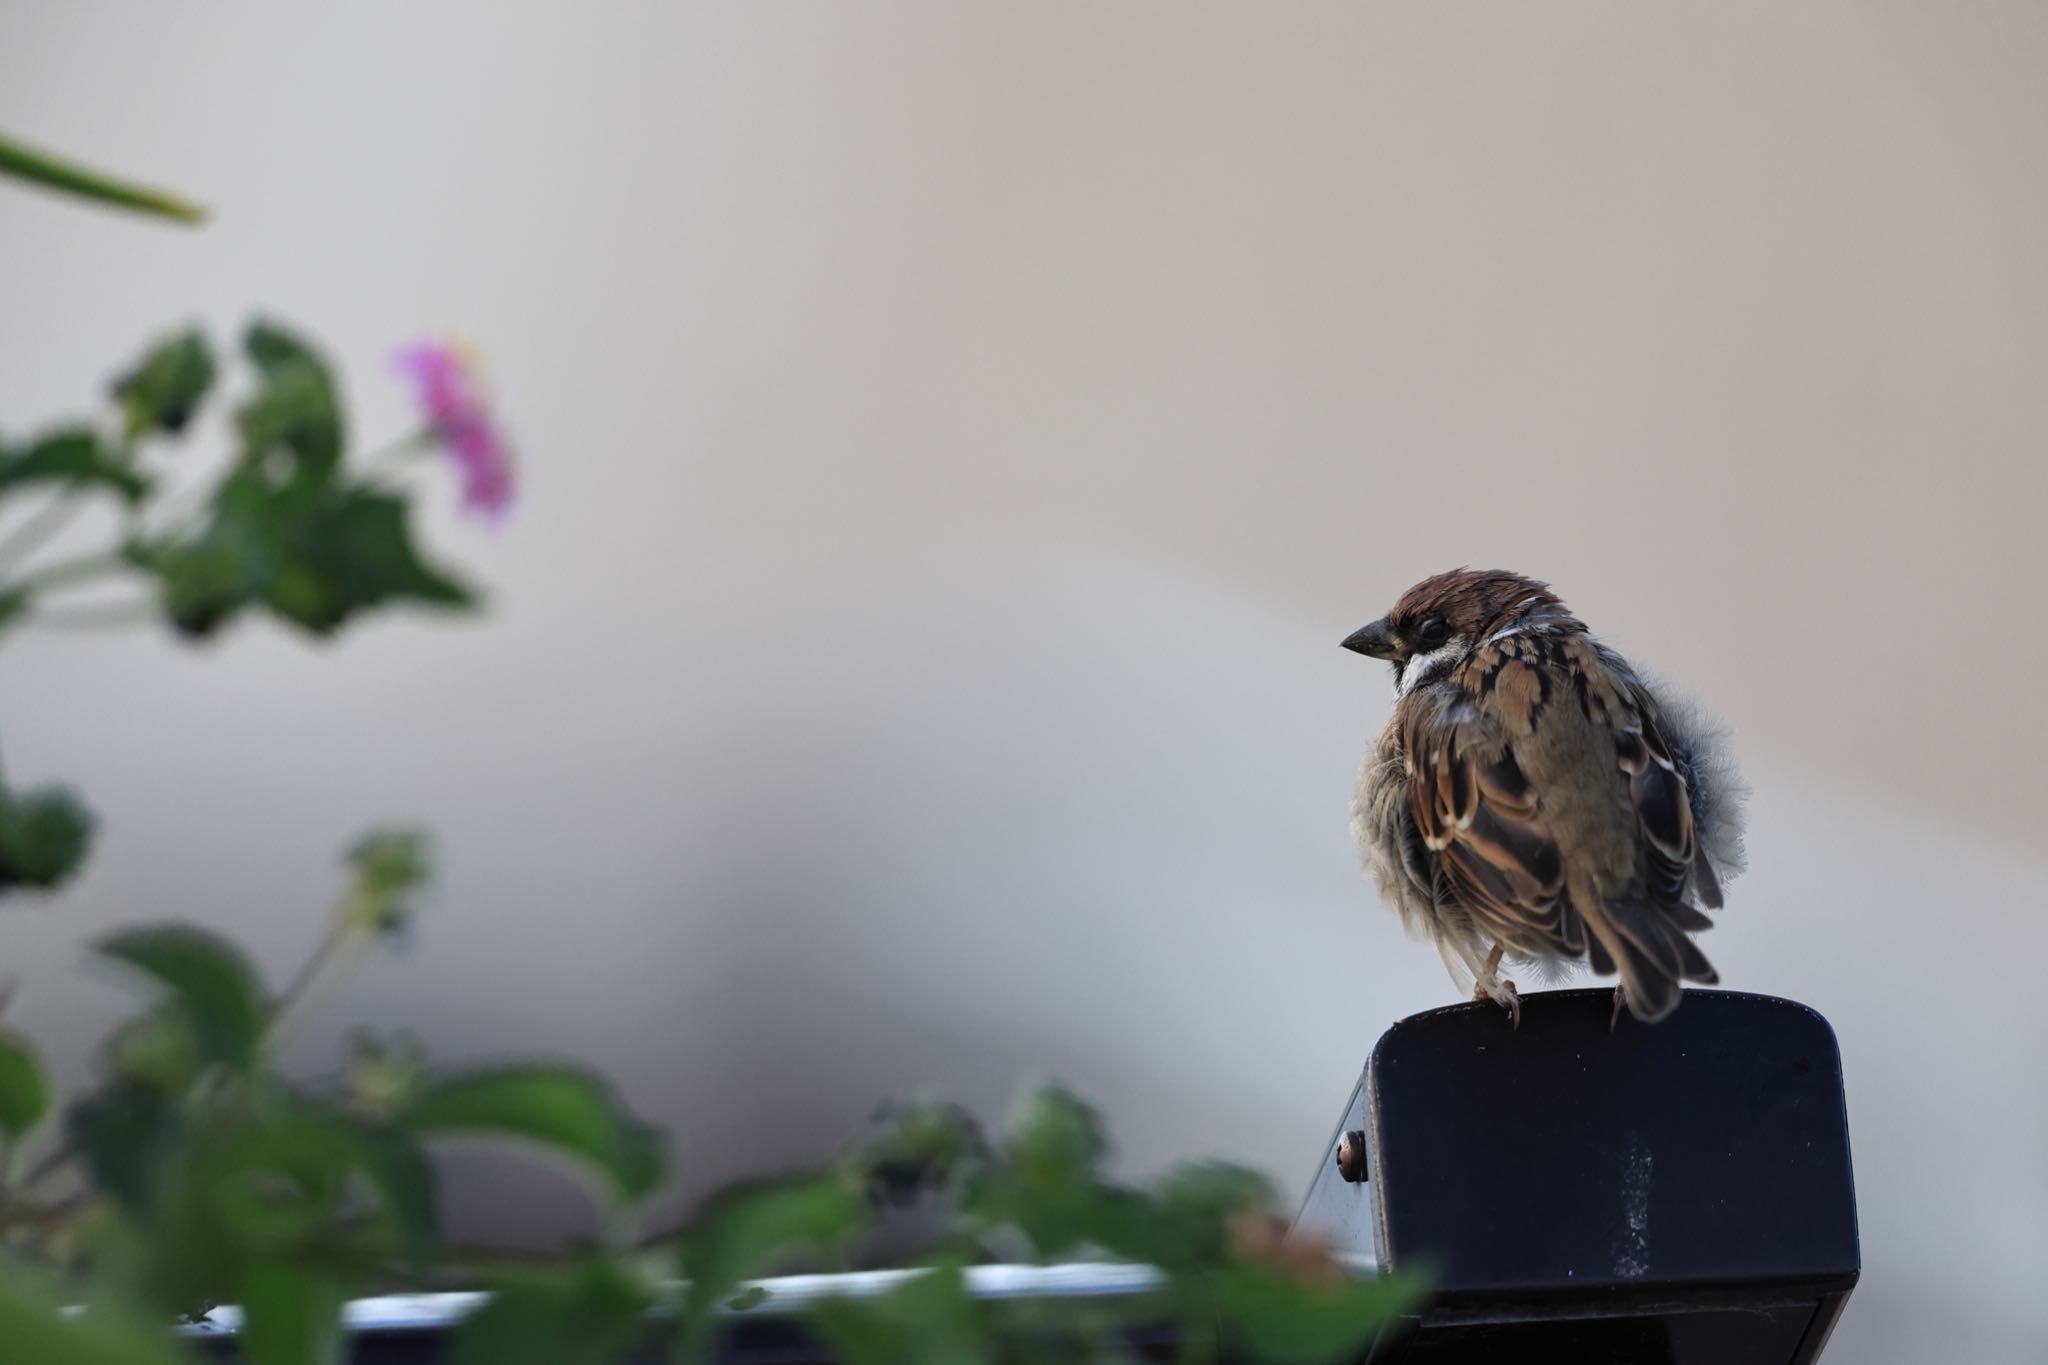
[2,3,2043,1359]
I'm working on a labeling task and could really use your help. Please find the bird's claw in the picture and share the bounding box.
[1474,977,1521,1029]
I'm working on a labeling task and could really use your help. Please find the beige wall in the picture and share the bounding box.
[3,4,2044,1358]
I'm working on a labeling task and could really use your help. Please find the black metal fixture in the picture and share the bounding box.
[1294,988,1860,1363]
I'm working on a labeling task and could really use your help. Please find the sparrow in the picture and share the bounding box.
[1345,569,1745,1024]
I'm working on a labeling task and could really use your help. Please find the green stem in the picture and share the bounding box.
[362,429,441,483]
[2,548,127,597]
[26,600,160,632]
[264,892,374,1058]
[11,1145,77,1199]
[0,1190,95,1235]
[0,490,91,581]
[132,469,219,543]
[0,131,207,224]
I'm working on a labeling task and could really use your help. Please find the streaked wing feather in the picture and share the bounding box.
[1616,721,1695,907]
[1405,709,1573,957]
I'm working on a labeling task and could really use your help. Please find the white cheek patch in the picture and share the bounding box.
[1397,637,1470,697]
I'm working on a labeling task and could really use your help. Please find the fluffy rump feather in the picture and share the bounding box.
[1633,670,1749,896]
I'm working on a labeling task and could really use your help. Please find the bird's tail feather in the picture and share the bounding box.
[1589,897,1720,1022]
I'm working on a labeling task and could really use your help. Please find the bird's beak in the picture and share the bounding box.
[1341,618,1401,661]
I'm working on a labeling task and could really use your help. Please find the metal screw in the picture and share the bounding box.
[1335,1129,1370,1184]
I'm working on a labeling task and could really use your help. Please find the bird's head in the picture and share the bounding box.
[1342,569,1565,695]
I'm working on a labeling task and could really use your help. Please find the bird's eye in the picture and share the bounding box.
[1416,617,1449,649]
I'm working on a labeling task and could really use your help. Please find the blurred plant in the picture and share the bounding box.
[0,319,487,895]
[0,130,207,224]
[0,147,1422,1362]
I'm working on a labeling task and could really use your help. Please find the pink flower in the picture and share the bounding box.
[394,340,516,519]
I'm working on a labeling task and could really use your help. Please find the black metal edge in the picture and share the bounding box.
[1365,987,1844,1053]
[1360,1275,1862,1361]
[1410,1273,1863,1327]
[1363,1043,1396,1271]
[1792,1289,1855,1365]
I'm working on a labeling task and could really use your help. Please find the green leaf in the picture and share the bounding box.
[0,1265,194,1365]
[112,1106,397,1320]
[94,1101,429,1320]
[1006,1087,1108,1184]
[237,322,343,479]
[67,1079,183,1211]
[130,466,279,637]
[450,1259,654,1365]
[0,1029,49,1137]
[266,486,476,633]
[201,1112,362,1251]
[243,321,328,379]
[0,784,96,892]
[343,1124,441,1273]
[237,1262,349,1365]
[809,1262,989,1365]
[1207,1264,1424,1365]
[113,329,216,436]
[336,831,433,940]
[144,539,253,636]
[347,829,432,901]
[104,1008,204,1093]
[0,427,148,503]
[974,1087,1115,1258]
[405,1065,665,1203]
[93,925,268,1071]
[0,130,207,224]
[1111,1162,1280,1272]
[136,473,478,640]
[847,1099,988,1208]
[678,1172,865,1355]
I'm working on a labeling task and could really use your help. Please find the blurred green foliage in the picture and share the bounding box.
[0,824,1422,1362]
[0,142,1423,1360]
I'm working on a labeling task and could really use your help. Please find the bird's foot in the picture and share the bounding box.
[1609,983,1628,1033]
[1473,976,1522,1029]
